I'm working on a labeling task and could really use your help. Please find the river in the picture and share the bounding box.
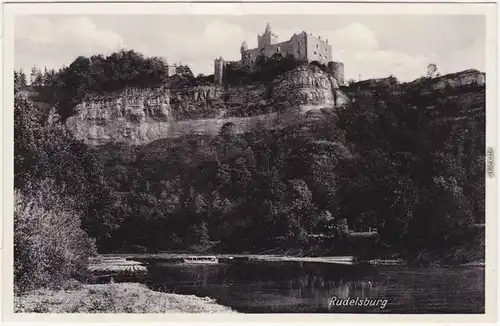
[130,260,484,313]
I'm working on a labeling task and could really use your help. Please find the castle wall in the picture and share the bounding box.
[167,65,177,77]
[242,32,308,67]
[306,34,332,65]
[217,27,341,81]
[280,33,308,61]
[241,48,262,66]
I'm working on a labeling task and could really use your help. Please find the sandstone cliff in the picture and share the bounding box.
[430,69,485,90]
[66,65,348,145]
[272,65,348,108]
[405,69,485,90]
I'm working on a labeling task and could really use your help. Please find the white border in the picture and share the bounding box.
[2,2,498,324]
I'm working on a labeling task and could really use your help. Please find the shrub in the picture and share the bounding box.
[14,180,97,293]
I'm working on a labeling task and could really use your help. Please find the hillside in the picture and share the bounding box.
[59,67,485,147]
[64,65,348,145]
[15,64,485,264]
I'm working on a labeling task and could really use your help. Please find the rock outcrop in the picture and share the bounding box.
[430,69,485,90]
[66,65,348,145]
[273,65,348,108]
[405,69,486,90]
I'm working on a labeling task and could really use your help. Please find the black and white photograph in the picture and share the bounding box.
[3,1,497,321]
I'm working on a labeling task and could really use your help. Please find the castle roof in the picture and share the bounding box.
[264,22,272,33]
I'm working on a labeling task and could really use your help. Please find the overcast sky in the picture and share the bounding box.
[15,15,485,82]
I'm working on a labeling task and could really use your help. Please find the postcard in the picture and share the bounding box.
[1,1,497,324]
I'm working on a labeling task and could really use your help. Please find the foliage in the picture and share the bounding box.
[14,58,485,265]
[14,94,120,245]
[14,70,28,92]
[224,53,304,85]
[18,50,181,120]
[309,61,331,74]
[426,63,439,78]
[79,77,483,261]
[14,183,97,293]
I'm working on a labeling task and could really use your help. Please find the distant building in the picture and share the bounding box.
[167,64,177,77]
[214,57,225,85]
[214,22,344,85]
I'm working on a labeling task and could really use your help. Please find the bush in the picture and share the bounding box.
[223,53,304,85]
[14,181,97,293]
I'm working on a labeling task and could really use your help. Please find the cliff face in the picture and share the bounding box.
[404,69,486,90]
[430,69,485,90]
[273,66,348,108]
[66,66,348,145]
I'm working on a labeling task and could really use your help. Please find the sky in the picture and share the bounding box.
[14,15,485,82]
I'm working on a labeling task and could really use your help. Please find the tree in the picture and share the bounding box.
[426,63,439,79]
[14,184,97,292]
[176,64,194,79]
[49,50,173,120]
[16,70,28,87]
[14,94,120,250]
[346,78,357,86]
[281,179,313,243]
[255,52,268,72]
[14,71,21,92]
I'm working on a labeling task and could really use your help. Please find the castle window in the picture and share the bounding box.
[277,46,280,52]
[314,51,317,55]
[315,44,319,48]
[325,48,328,52]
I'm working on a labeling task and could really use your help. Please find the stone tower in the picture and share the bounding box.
[214,57,224,85]
[240,41,248,61]
[258,22,279,48]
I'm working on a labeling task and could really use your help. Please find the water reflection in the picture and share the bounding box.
[139,261,484,313]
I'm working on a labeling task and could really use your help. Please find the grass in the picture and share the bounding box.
[15,282,236,313]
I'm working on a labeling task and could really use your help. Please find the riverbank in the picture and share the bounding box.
[107,253,357,265]
[14,282,236,313]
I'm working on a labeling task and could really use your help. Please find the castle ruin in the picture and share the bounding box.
[214,22,345,86]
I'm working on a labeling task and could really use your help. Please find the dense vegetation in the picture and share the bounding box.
[14,96,100,292]
[15,50,200,121]
[14,50,485,293]
[87,80,484,260]
[223,52,332,86]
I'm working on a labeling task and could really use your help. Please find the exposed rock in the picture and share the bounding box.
[75,88,173,123]
[170,86,225,119]
[431,69,485,90]
[272,65,340,108]
[66,66,347,145]
[405,69,485,90]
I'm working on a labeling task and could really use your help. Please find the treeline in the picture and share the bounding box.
[224,53,318,85]
[14,50,200,120]
[15,50,334,121]
[14,94,105,292]
[14,52,485,292]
